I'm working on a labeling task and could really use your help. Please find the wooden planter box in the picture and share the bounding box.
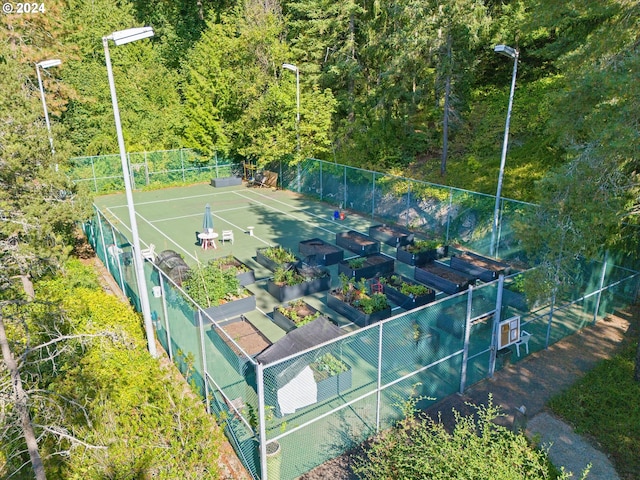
[450,252,510,282]
[336,230,380,255]
[382,275,435,309]
[272,301,322,332]
[327,290,392,327]
[368,224,414,248]
[299,238,344,266]
[210,176,242,187]
[267,273,331,302]
[197,293,257,322]
[314,367,353,402]
[396,244,449,266]
[209,316,271,375]
[256,247,297,272]
[414,263,476,295]
[338,253,395,281]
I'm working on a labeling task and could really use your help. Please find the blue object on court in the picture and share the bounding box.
[333,210,340,220]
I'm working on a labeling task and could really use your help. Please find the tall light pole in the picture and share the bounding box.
[490,44,519,257]
[35,59,61,157]
[103,26,157,357]
[282,63,300,192]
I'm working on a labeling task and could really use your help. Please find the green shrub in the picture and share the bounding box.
[183,261,245,307]
[354,395,582,480]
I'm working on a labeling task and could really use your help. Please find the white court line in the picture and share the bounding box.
[106,206,200,263]
[233,190,340,236]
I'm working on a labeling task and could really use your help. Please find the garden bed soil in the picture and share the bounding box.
[450,252,510,282]
[414,262,476,294]
[338,253,395,280]
[220,318,271,357]
[299,238,344,265]
[336,230,380,255]
[368,224,414,247]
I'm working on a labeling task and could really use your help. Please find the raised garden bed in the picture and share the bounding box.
[211,255,255,286]
[380,274,435,309]
[336,230,380,255]
[311,353,352,402]
[368,224,414,247]
[198,293,257,322]
[298,238,344,266]
[208,315,271,374]
[210,176,242,187]
[450,252,510,282]
[414,262,476,295]
[396,240,449,266]
[338,253,395,281]
[272,300,323,332]
[256,246,298,272]
[266,265,331,302]
[327,288,392,327]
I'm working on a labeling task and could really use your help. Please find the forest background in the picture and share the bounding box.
[0,0,638,478]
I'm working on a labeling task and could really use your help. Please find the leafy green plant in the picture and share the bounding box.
[386,275,432,297]
[212,255,250,273]
[311,353,349,380]
[277,300,321,326]
[348,257,366,269]
[183,261,248,307]
[261,246,297,264]
[353,395,583,479]
[272,266,305,286]
[355,292,389,314]
[405,239,443,253]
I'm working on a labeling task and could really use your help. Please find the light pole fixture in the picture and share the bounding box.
[490,44,519,257]
[103,26,157,358]
[35,58,61,157]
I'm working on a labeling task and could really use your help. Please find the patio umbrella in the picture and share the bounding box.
[203,203,214,231]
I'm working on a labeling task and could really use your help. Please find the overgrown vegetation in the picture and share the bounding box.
[548,341,640,479]
[354,395,585,480]
[183,261,248,308]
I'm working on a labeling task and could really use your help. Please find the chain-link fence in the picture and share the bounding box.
[68,148,235,193]
[84,201,639,480]
[274,158,533,261]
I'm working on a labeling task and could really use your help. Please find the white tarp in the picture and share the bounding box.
[277,366,317,415]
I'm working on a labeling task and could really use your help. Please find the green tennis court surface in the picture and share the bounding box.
[95,182,428,343]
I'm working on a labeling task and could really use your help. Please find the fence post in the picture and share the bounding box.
[445,188,453,244]
[181,149,186,182]
[545,291,557,349]
[371,172,376,218]
[91,157,98,193]
[488,274,505,378]
[343,167,347,210]
[256,362,268,480]
[593,252,609,324]
[196,310,211,414]
[375,322,383,432]
[405,183,411,227]
[158,271,173,361]
[109,225,126,293]
[319,161,323,201]
[144,151,150,186]
[459,286,474,392]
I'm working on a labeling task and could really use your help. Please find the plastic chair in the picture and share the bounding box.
[221,230,234,244]
[140,243,155,262]
[515,330,531,357]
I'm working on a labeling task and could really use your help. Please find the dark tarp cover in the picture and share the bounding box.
[155,250,190,286]
[255,316,342,365]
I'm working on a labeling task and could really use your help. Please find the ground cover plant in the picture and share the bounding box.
[548,341,640,479]
[183,261,250,307]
